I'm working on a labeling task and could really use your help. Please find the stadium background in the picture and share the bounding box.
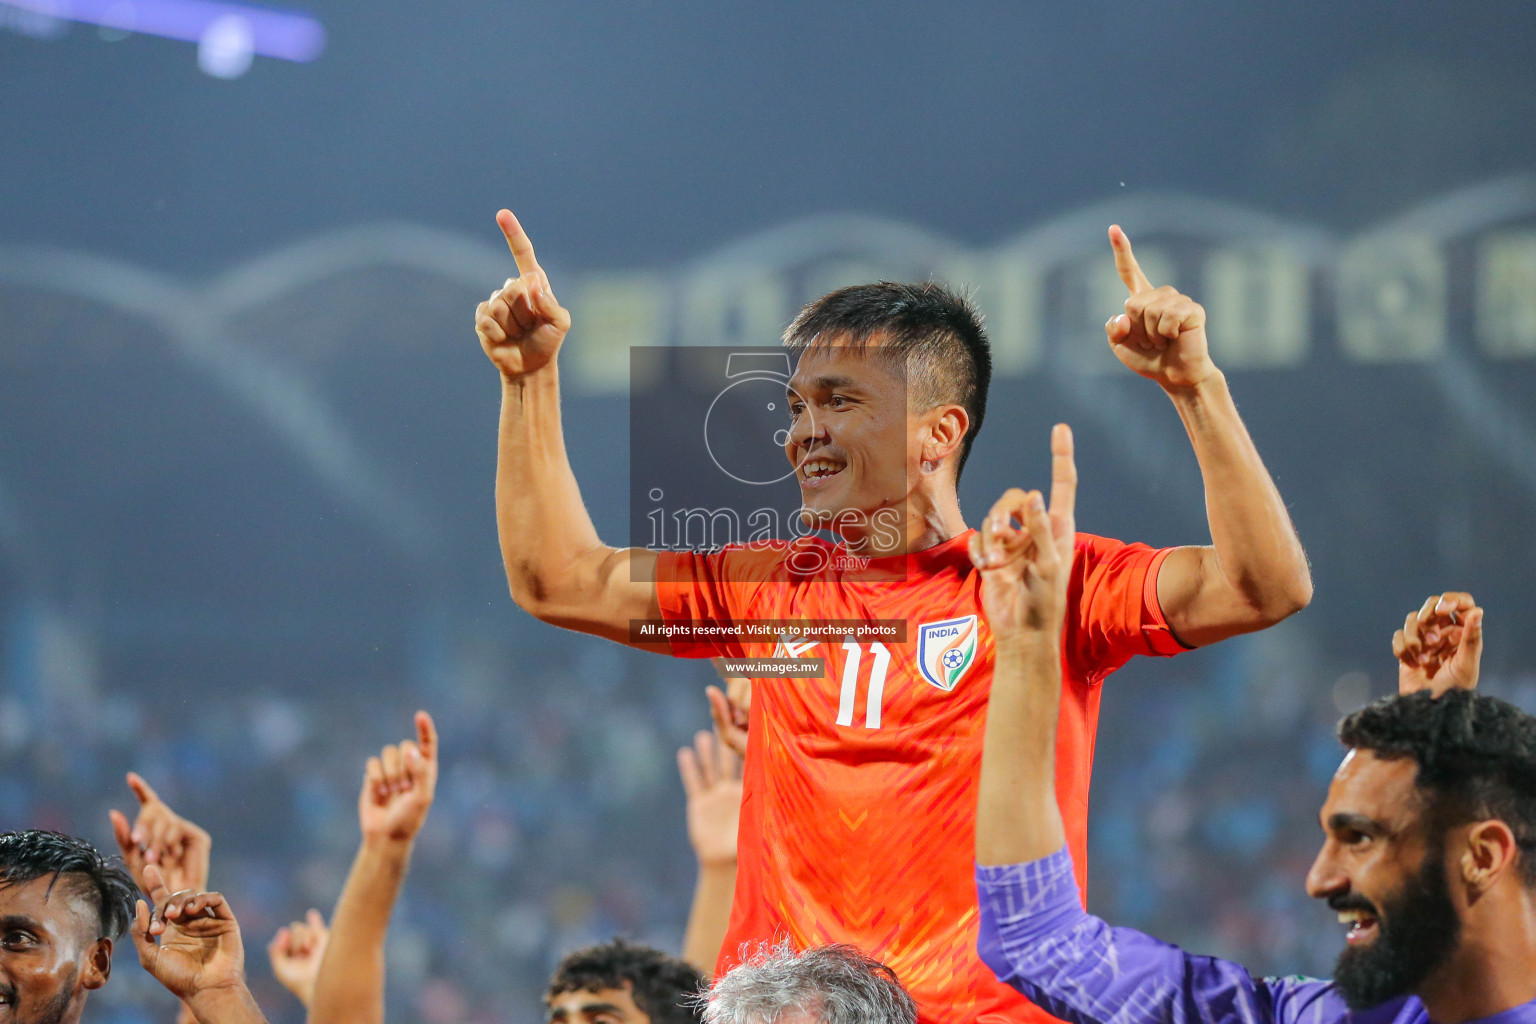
[4,2,1536,1021]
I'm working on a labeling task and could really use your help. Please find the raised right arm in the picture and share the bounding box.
[476,210,661,644]
[308,713,439,1024]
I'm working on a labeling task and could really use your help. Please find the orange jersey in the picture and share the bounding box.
[655,530,1187,1024]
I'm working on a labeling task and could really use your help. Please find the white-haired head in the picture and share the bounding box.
[701,942,916,1024]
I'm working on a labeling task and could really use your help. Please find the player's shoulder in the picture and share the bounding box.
[1264,978,1419,1024]
[1072,531,1125,554]
[1071,531,1160,564]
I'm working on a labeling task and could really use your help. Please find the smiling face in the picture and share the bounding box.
[545,985,651,1024]
[784,339,968,551]
[1304,750,1462,1010]
[784,343,911,526]
[0,876,112,1024]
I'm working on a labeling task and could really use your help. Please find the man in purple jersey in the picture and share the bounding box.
[966,479,1535,1024]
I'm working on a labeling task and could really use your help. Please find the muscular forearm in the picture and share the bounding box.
[496,370,660,642]
[976,635,1066,867]
[977,848,1320,1024]
[308,839,410,1024]
[497,369,605,606]
[681,862,737,977]
[1163,372,1311,644]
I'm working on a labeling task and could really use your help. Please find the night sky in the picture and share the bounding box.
[5,0,1535,275]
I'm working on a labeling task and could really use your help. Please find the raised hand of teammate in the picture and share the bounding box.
[268,909,329,1009]
[970,424,1077,638]
[359,711,439,844]
[475,209,571,380]
[707,658,751,758]
[974,426,1077,866]
[310,714,438,1024]
[1395,592,1484,697]
[679,726,743,977]
[110,773,212,897]
[132,864,262,1024]
[679,728,743,869]
[1105,225,1218,390]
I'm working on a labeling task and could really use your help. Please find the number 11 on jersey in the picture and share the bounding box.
[836,640,891,729]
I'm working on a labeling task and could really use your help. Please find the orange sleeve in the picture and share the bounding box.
[1066,533,1191,684]
[653,546,781,658]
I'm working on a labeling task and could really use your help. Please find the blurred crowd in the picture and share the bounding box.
[0,631,711,1024]
[4,617,1534,1024]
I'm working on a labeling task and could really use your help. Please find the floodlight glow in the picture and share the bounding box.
[198,11,253,77]
[3,0,324,63]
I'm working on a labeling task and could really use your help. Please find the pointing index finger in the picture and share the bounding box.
[414,710,438,762]
[126,772,159,807]
[1049,423,1076,529]
[1108,224,1153,294]
[496,209,541,278]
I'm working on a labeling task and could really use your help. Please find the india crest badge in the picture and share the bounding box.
[917,614,979,692]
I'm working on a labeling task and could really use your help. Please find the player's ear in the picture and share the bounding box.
[83,937,113,989]
[922,405,969,467]
[1461,819,1518,894]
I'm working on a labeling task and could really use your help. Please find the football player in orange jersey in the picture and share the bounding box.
[474,211,1312,1023]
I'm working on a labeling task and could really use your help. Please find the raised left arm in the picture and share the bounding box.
[1156,371,1312,646]
[1105,226,1312,648]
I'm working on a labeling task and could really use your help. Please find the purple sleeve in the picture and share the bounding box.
[975,848,1393,1024]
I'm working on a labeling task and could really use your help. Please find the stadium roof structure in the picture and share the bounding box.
[3,178,1536,692]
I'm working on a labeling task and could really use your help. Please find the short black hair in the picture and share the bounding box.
[783,282,992,479]
[547,938,705,1024]
[1339,691,1536,885]
[0,830,138,940]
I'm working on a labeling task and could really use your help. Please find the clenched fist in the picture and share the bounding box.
[1395,592,1483,697]
[268,909,329,1008]
[475,209,571,380]
[1105,225,1219,391]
